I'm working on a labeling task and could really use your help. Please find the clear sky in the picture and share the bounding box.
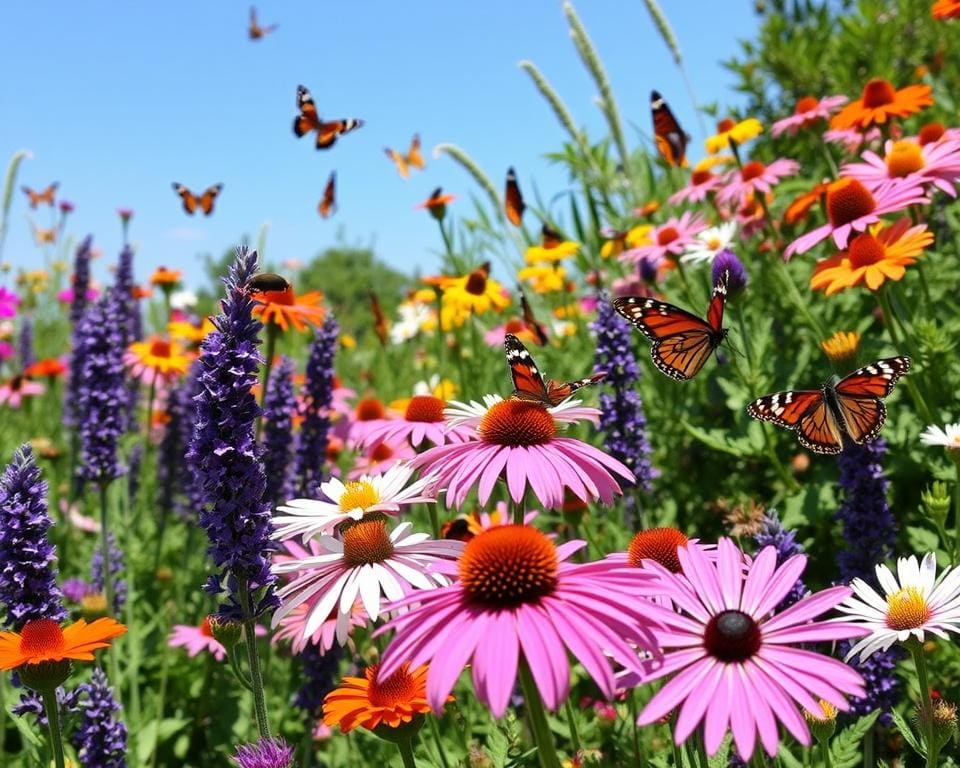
[0,2,758,287]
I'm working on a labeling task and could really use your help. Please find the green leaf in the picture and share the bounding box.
[776,743,804,768]
[889,707,924,758]
[906,525,940,556]
[830,710,881,768]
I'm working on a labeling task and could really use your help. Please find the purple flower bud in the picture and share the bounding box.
[712,249,748,296]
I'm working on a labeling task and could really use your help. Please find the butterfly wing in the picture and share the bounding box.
[293,85,320,138]
[504,167,525,227]
[833,356,910,444]
[747,389,844,454]
[520,291,548,347]
[171,183,198,215]
[407,134,425,170]
[316,118,363,150]
[318,172,336,218]
[504,334,549,402]
[650,90,688,168]
[385,147,409,178]
[545,373,607,407]
[370,292,388,345]
[21,186,40,208]
[707,271,728,332]
[198,183,223,216]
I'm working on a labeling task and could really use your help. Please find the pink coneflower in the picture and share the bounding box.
[914,122,960,147]
[347,439,416,479]
[345,397,396,447]
[358,394,474,450]
[717,158,800,207]
[668,169,724,205]
[842,138,960,197]
[411,395,633,509]
[375,524,665,716]
[57,286,99,305]
[0,342,14,362]
[0,288,19,318]
[631,539,869,759]
[0,375,44,408]
[271,520,463,645]
[823,126,882,154]
[771,95,849,137]
[784,177,929,259]
[169,617,228,661]
[618,212,707,269]
[60,499,101,534]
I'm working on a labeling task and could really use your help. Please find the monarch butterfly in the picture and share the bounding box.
[293,85,364,150]
[384,135,425,179]
[504,167,525,227]
[248,6,278,39]
[504,334,605,407]
[369,292,389,346]
[171,183,223,216]
[540,223,563,249]
[613,271,729,381]
[318,172,336,219]
[746,357,911,455]
[32,224,56,245]
[21,182,58,209]
[519,289,549,347]
[651,90,689,168]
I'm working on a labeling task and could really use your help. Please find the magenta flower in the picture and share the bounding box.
[842,138,960,197]
[771,95,848,137]
[619,212,707,269]
[0,342,14,362]
[0,288,19,319]
[0,375,44,408]
[632,539,869,759]
[59,200,75,214]
[784,177,928,259]
[169,617,228,661]
[57,286,99,305]
[411,395,633,509]
[358,394,474,450]
[117,207,134,222]
[823,126,882,154]
[716,158,800,207]
[376,524,666,716]
[668,169,724,205]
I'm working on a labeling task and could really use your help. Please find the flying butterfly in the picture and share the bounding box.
[650,90,689,168]
[293,85,364,150]
[171,183,223,216]
[31,224,56,245]
[21,182,58,209]
[613,271,729,381]
[369,292,389,346]
[384,134,425,179]
[540,223,563,249]
[248,6,278,39]
[318,172,336,219]
[504,334,605,407]
[519,289,548,347]
[504,167,525,227]
[746,357,911,455]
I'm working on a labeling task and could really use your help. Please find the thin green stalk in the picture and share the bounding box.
[41,687,66,768]
[120,477,141,745]
[257,323,280,437]
[149,605,174,768]
[628,690,645,767]
[953,461,960,565]
[563,698,581,753]
[427,715,451,768]
[908,639,940,767]
[426,502,440,540]
[876,289,934,424]
[238,579,271,740]
[437,219,456,265]
[518,659,561,768]
[397,737,418,768]
[142,367,157,449]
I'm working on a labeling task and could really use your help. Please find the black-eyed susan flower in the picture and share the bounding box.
[441,263,509,314]
[705,117,763,154]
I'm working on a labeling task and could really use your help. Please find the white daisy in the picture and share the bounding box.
[679,221,738,265]
[271,520,464,643]
[920,422,960,450]
[390,301,435,344]
[837,553,960,661]
[272,462,437,541]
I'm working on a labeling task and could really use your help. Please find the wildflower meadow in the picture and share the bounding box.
[5,0,960,766]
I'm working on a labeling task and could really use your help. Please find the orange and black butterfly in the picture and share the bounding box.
[504,167,525,227]
[369,292,389,346]
[519,289,548,347]
[650,90,689,168]
[31,223,56,245]
[248,6,278,39]
[318,172,336,219]
[504,334,605,407]
[384,135,425,179]
[21,182,58,209]
[747,357,910,455]
[293,85,364,150]
[171,183,223,216]
[613,271,729,381]
[540,223,564,249]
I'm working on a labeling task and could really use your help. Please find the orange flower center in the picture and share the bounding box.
[794,96,819,114]
[366,663,417,706]
[369,442,395,462]
[657,226,679,246]
[459,525,558,607]
[18,619,65,655]
[885,587,932,631]
[404,395,445,423]
[861,78,896,109]
[691,170,713,185]
[149,338,172,358]
[826,179,876,227]
[355,398,386,421]
[919,122,946,146]
[740,161,767,182]
[717,118,736,133]
[847,233,886,267]
[627,528,689,573]
[341,519,395,566]
[885,140,925,177]
[465,269,488,296]
[477,400,556,446]
[201,616,213,637]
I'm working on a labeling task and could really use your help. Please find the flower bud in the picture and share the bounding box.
[803,700,837,743]
[922,482,951,529]
[208,615,242,651]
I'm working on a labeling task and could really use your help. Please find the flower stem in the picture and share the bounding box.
[563,698,581,753]
[257,323,279,438]
[238,579,271,740]
[142,368,157,451]
[427,714,451,768]
[98,482,116,616]
[628,690,645,767]
[40,687,65,768]
[908,639,939,767]
[437,219,456,269]
[397,736,418,768]
[953,460,960,565]
[518,658,560,768]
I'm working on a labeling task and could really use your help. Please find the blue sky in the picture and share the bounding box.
[0,2,758,287]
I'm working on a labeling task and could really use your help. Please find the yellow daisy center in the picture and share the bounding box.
[339,480,380,512]
[886,141,925,177]
[149,338,172,358]
[716,118,736,133]
[885,586,932,631]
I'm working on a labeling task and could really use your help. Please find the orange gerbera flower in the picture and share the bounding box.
[323,663,445,733]
[0,618,126,671]
[784,182,829,226]
[24,357,67,379]
[932,0,960,19]
[830,79,933,130]
[132,285,153,300]
[251,285,325,332]
[125,336,191,382]
[810,218,933,294]
[150,266,183,287]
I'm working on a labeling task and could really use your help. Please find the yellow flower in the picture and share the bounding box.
[441,263,509,315]
[820,331,861,368]
[552,301,582,320]
[518,265,566,294]
[126,336,191,382]
[411,288,437,304]
[168,317,215,345]
[524,240,579,265]
[600,225,651,259]
[340,333,357,349]
[694,155,733,172]
[705,117,763,154]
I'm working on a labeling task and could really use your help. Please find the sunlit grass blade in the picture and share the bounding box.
[433,143,502,221]
[0,149,32,262]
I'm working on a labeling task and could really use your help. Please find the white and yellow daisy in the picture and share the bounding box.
[680,221,738,265]
[920,422,960,451]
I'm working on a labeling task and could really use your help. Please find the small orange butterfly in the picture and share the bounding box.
[504,168,525,227]
[248,6,278,39]
[293,85,364,150]
[172,183,223,216]
[651,90,689,168]
[32,223,56,245]
[370,292,389,346]
[318,172,336,219]
[21,182,58,209]
[384,134,426,179]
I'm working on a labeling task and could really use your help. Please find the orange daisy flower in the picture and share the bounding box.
[24,357,67,380]
[932,0,960,19]
[416,187,455,221]
[251,285,326,332]
[830,79,933,130]
[0,618,126,671]
[783,182,829,226]
[323,662,446,733]
[810,218,933,294]
[125,336,191,382]
[131,285,153,300]
[150,266,183,287]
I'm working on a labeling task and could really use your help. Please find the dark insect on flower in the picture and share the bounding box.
[246,273,291,294]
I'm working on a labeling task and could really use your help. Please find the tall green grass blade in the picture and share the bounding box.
[0,150,31,263]
[518,60,587,153]
[434,143,502,220]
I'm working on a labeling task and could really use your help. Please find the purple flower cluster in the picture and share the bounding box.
[186,248,277,620]
[126,443,143,507]
[65,235,94,428]
[232,737,294,768]
[262,356,296,506]
[114,246,141,431]
[293,315,338,498]
[753,511,807,609]
[175,360,205,521]
[75,291,128,485]
[18,317,33,369]
[91,532,126,613]
[294,643,342,715]
[0,444,67,629]
[72,668,127,768]
[590,295,656,493]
